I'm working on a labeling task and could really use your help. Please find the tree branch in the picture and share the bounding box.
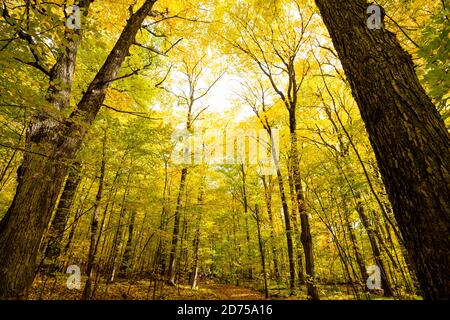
[102,104,161,120]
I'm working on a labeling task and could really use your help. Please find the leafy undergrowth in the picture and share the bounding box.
[28,275,420,300]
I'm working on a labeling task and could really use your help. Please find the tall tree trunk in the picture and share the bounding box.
[82,128,107,300]
[312,189,360,298]
[106,171,131,283]
[167,167,188,285]
[190,183,205,289]
[266,127,296,293]
[179,201,189,282]
[240,164,253,280]
[275,168,296,292]
[118,210,136,278]
[42,161,83,273]
[261,175,281,281]
[255,204,269,299]
[315,0,450,299]
[338,161,395,296]
[342,203,368,287]
[287,169,305,286]
[153,161,170,279]
[0,0,158,299]
[0,0,92,297]
[64,179,95,256]
[106,206,126,284]
[94,166,123,282]
[190,219,201,289]
[231,206,240,286]
[357,202,394,296]
[0,132,23,193]
[319,94,404,295]
[289,110,319,300]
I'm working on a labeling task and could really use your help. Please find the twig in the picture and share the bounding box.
[102,104,161,120]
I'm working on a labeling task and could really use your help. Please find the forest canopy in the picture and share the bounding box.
[0,0,449,301]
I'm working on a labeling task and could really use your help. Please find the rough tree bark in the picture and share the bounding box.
[42,161,83,274]
[315,0,450,299]
[0,0,158,299]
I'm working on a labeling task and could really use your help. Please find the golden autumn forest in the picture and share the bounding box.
[0,0,449,301]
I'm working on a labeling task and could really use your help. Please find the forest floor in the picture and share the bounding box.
[29,276,266,300]
[28,275,389,300]
[202,282,264,300]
